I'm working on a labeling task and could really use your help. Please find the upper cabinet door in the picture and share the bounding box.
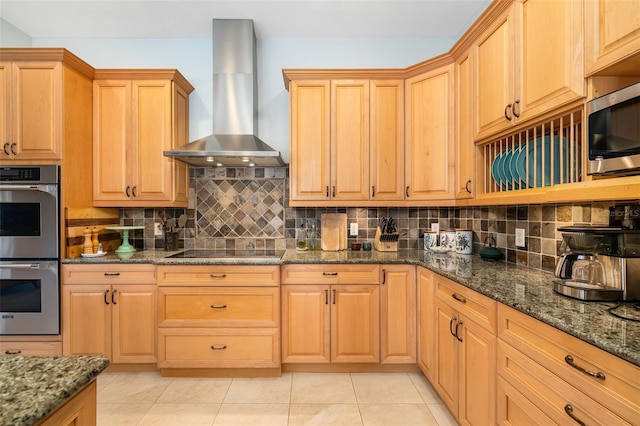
[455,52,475,200]
[405,65,455,201]
[585,0,640,76]
[289,80,331,201]
[370,79,405,201]
[474,4,517,141]
[331,80,370,202]
[518,0,584,121]
[0,62,9,158]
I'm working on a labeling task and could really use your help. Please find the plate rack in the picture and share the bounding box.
[477,108,584,196]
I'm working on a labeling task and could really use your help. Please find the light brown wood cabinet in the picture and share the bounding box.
[39,380,97,426]
[0,340,62,356]
[455,51,475,199]
[0,49,94,164]
[287,74,404,205]
[405,64,455,201]
[432,274,497,425]
[473,0,584,142]
[281,264,380,363]
[585,0,640,76]
[497,304,640,425]
[92,70,193,207]
[156,265,280,370]
[61,264,157,364]
[380,265,416,364]
[417,266,435,382]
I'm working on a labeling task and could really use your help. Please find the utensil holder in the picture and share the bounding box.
[374,227,399,252]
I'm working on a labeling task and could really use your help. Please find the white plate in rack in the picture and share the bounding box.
[81,252,107,258]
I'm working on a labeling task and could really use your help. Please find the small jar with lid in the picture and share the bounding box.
[455,229,473,254]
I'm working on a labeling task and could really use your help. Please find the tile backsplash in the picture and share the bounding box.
[120,167,632,272]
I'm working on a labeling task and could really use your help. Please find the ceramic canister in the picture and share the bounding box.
[440,230,457,252]
[455,229,473,254]
[424,230,438,251]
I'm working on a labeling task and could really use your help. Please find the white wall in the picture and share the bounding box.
[30,36,455,162]
[0,18,32,46]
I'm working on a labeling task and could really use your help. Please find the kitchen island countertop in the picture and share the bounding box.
[62,249,640,367]
[0,355,109,426]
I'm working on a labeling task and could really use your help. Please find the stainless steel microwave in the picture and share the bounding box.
[587,81,640,175]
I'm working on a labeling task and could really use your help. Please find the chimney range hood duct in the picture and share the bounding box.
[164,19,285,167]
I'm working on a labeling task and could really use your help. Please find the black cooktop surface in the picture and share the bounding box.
[165,249,285,259]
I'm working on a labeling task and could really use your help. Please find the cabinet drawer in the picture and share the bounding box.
[498,304,640,423]
[157,265,279,287]
[0,341,62,356]
[497,340,630,425]
[62,264,156,284]
[434,274,497,333]
[158,287,279,327]
[158,328,279,368]
[281,264,380,284]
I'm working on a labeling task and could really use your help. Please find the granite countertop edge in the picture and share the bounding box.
[62,249,640,367]
[0,355,109,426]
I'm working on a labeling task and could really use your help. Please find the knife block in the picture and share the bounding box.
[374,227,399,252]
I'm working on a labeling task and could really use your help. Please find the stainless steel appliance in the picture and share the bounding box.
[1,165,60,335]
[587,81,640,176]
[553,226,640,301]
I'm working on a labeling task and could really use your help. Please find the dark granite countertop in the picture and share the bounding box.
[0,355,109,426]
[62,249,640,367]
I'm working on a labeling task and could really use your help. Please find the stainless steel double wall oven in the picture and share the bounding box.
[0,165,60,335]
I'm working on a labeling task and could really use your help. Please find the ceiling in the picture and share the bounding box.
[0,0,491,40]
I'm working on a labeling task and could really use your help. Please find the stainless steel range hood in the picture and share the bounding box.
[164,19,285,167]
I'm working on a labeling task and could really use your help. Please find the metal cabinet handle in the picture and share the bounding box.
[324,289,329,305]
[111,289,117,304]
[104,272,120,277]
[210,274,227,279]
[332,186,336,197]
[210,304,227,309]
[10,143,17,155]
[371,186,375,197]
[504,103,513,120]
[125,186,131,197]
[325,186,329,197]
[564,404,586,426]
[210,345,227,350]
[3,143,10,155]
[381,269,386,285]
[565,355,606,380]
[132,186,137,197]
[104,289,110,305]
[465,180,472,194]
[405,186,410,197]
[449,316,458,337]
[452,293,467,304]
[323,272,338,277]
[512,99,521,118]
[454,321,463,342]
[5,349,22,355]
[332,288,336,304]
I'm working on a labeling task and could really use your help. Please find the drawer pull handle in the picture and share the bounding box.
[210,274,227,279]
[104,272,120,277]
[5,349,22,355]
[210,304,227,309]
[564,404,586,426]
[452,293,467,304]
[323,272,338,277]
[565,355,606,380]
[210,345,227,350]
[449,316,458,337]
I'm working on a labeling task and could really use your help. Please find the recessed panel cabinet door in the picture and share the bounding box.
[111,284,157,364]
[380,265,416,364]
[0,62,9,156]
[434,298,459,416]
[417,267,435,381]
[62,284,111,358]
[331,80,369,201]
[289,80,331,201]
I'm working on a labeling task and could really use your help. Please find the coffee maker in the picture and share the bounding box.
[553,226,640,301]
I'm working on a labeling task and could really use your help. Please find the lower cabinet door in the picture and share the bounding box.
[434,298,459,416]
[158,328,280,368]
[111,284,157,363]
[62,284,111,358]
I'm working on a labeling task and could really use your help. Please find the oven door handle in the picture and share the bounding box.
[0,184,57,194]
[0,263,41,269]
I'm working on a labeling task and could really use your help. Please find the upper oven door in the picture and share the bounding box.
[0,183,59,259]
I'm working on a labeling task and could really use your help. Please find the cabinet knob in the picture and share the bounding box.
[504,104,513,121]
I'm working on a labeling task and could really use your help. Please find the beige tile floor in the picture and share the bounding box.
[96,371,458,426]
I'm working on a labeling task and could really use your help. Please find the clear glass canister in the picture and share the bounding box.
[307,223,318,251]
[296,225,308,250]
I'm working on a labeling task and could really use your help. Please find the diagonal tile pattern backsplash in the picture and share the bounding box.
[120,166,635,273]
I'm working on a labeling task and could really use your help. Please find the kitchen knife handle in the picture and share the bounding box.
[564,355,606,380]
[564,405,586,426]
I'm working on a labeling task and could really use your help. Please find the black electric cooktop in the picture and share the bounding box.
[165,249,285,260]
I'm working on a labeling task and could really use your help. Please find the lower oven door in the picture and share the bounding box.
[0,261,59,335]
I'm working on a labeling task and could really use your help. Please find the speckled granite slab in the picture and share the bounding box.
[0,355,109,426]
[62,249,640,367]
